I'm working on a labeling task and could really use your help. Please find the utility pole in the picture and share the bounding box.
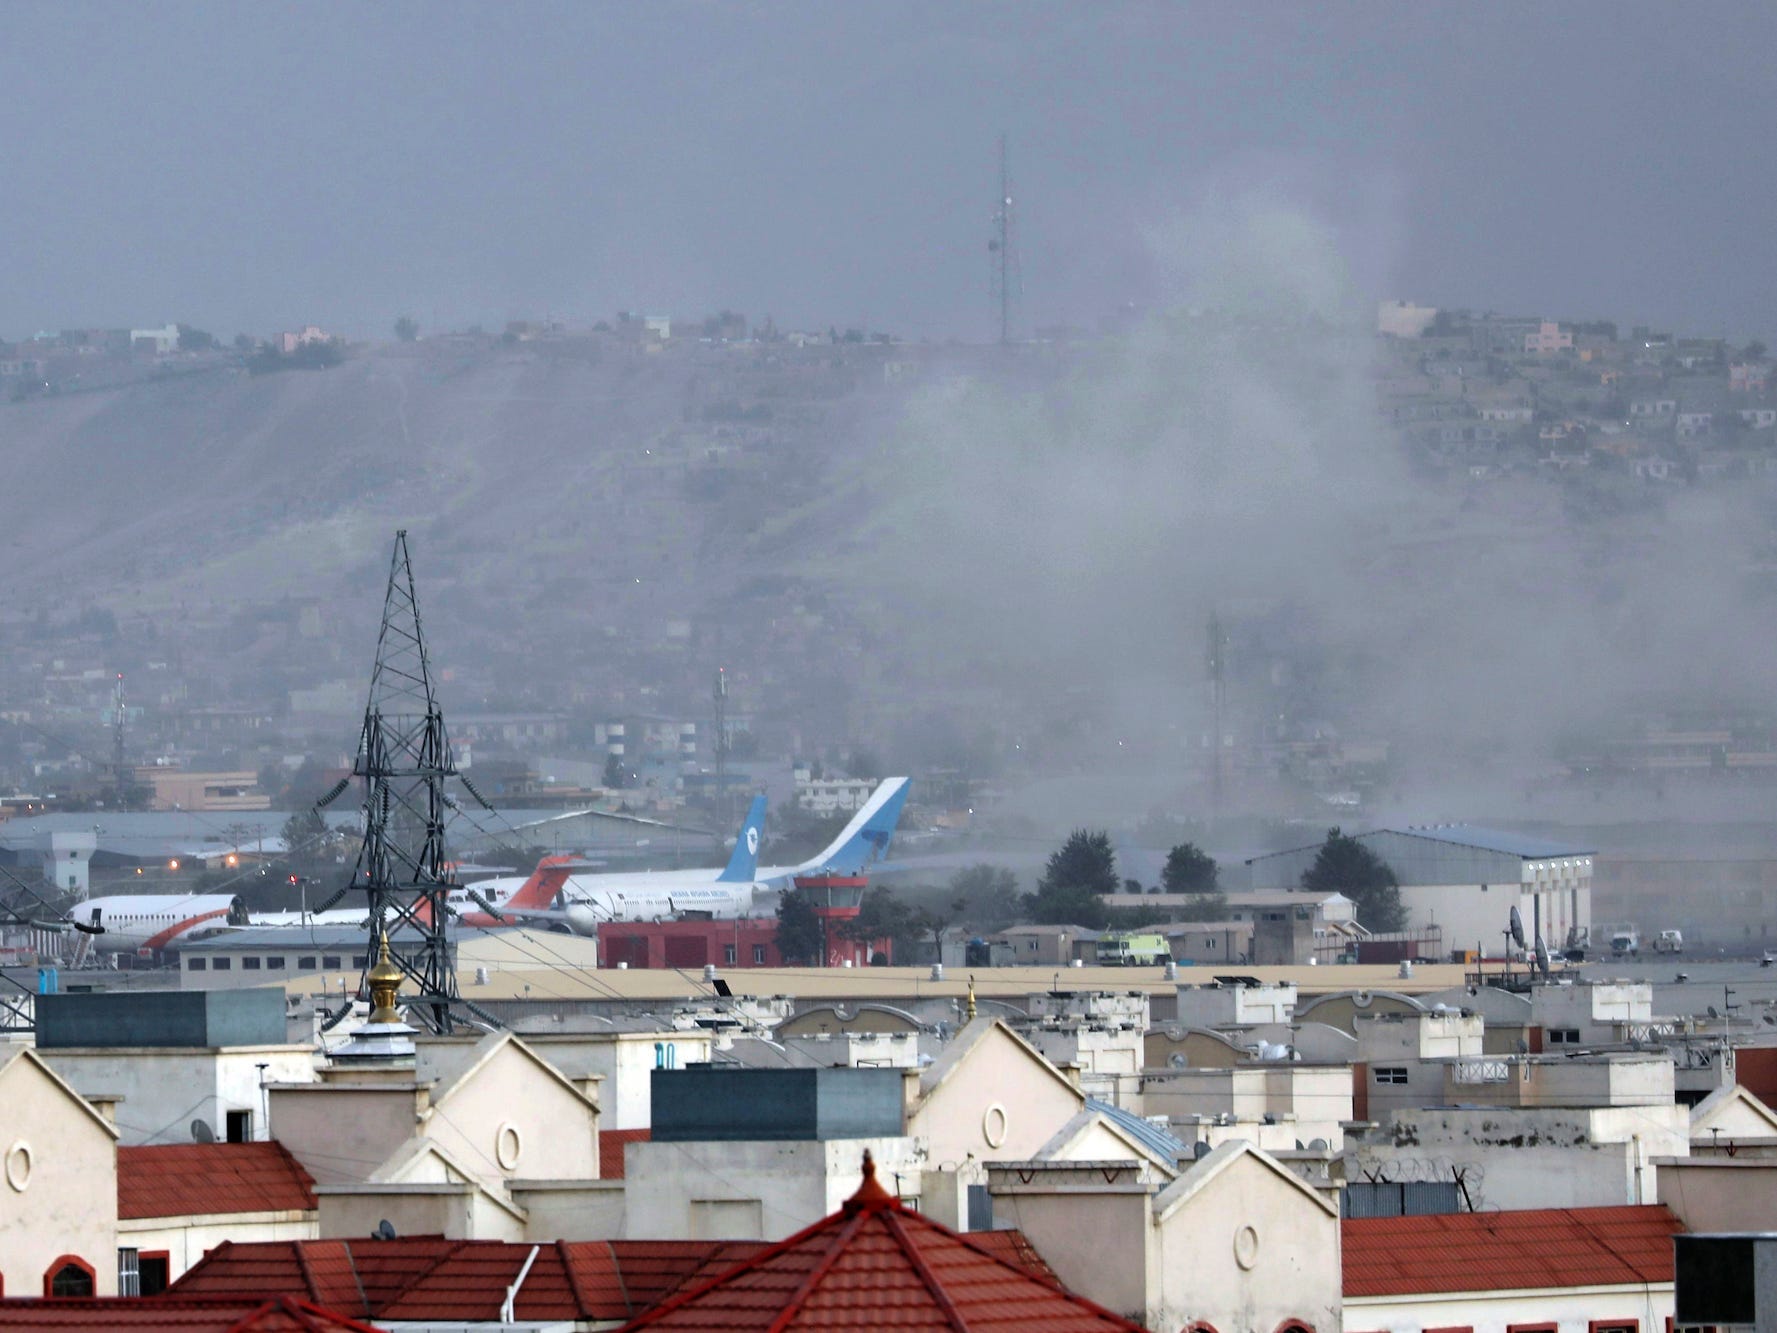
[988,134,1019,345]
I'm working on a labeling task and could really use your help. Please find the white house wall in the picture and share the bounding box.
[1346,1281,1671,1333]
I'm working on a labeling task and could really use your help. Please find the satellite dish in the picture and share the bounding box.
[1509,906,1527,951]
[1534,934,1552,978]
[1515,1038,1530,1055]
[1708,1005,1720,1019]
[1192,1141,1212,1160]
[373,1219,397,1241]
[190,1118,215,1144]
[1168,1053,1188,1069]
[1309,1137,1330,1152]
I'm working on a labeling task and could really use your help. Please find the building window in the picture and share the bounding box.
[1588,1323,1639,1333]
[352,955,368,969]
[1373,1067,1409,1085]
[1506,1325,1558,1333]
[322,955,342,969]
[1549,1028,1581,1044]
[753,945,767,964]
[298,956,316,970]
[45,1257,95,1297]
[212,957,231,971]
[242,957,261,970]
[138,1253,169,1297]
[187,957,207,971]
[225,1110,252,1143]
[117,1248,139,1297]
[265,956,285,971]
[724,944,737,965]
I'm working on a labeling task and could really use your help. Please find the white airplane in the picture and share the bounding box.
[489,779,911,935]
[74,893,249,955]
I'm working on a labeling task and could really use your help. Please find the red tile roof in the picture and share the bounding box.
[617,1153,1151,1332]
[601,1127,651,1179]
[117,1143,318,1220]
[1343,1204,1683,1297]
[0,1295,382,1331]
[170,1225,1065,1326]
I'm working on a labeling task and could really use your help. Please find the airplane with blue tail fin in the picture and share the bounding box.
[475,779,910,931]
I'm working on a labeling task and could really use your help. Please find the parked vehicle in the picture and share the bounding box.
[1610,926,1641,957]
[1654,929,1684,955]
[1097,932,1170,966]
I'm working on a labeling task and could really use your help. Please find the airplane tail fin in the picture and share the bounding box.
[505,855,579,911]
[717,796,769,883]
[801,778,911,875]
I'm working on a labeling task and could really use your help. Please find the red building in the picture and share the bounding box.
[598,918,785,970]
[594,876,892,970]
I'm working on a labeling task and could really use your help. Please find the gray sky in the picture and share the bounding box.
[4,1,1774,343]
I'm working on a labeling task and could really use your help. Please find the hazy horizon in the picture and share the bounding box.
[4,2,1776,344]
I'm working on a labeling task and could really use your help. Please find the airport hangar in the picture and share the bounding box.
[1244,825,1594,958]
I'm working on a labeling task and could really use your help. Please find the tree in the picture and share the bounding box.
[1299,828,1407,932]
[1161,842,1219,894]
[394,316,420,342]
[602,753,627,790]
[1040,830,1119,897]
[775,887,823,965]
[1023,830,1120,928]
[1161,842,1228,919]
[841,886,920,961]
[947,864,1020,932]
[177,324,216,352]
[280,806,330,871]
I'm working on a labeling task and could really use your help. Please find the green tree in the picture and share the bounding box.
[1023,830,1120,928]
[281,806,329,865]
[177,324,217,352]
[1161,842,1219,894]
[1161,843,1228,919]
[602,753,627,789]
[1040,830,1119,897]
[394,316,420,342]
[841,886,920,961]
[1299,828,1407,932]
[1023,881,1112,930]
[947,864,1020,932]
[775,887,824,965]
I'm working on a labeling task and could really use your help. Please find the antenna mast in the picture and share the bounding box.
[713,667,730,830]
[988,133,1019,345]
[111,673,127,808]
[345,531,464,1034]
[1207,612,1227,829]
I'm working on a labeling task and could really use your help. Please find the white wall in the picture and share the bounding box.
[0,1053,120,1297]
[1347,1281,1671,1333]
[39,1046,317,1145]
[118,1211,316,1284]
[521,1031,711,1130]
[623,1136,923,1241]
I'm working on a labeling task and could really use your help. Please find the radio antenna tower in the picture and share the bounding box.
[1207,611,1228,829]
[342,531,465,1034]
[988,133,1020,345]
[713,667,730,829]
[111,673,127,808]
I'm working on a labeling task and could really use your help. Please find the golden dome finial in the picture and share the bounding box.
[966,974,977,1022]
[367,937,404,1024]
